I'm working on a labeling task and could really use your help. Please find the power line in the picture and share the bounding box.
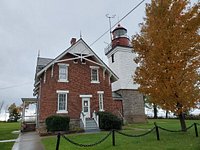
[0,82,32,90]
[89,0,146,47]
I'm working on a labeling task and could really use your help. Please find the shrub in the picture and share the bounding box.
[185,114,200,120]
[97,111,122,130]
[45,115,70,132]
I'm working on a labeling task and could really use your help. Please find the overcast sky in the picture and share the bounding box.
[0,0,197,109]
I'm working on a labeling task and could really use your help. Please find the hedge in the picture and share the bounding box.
[97,111,122,130]
[45,115,70,132]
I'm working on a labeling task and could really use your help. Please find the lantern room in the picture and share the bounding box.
[111,24,130,48]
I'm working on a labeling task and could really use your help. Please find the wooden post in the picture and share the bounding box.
[56,133,61,150]
[154,122,160,141]
[112,130,115,146]
[194,123,198,137]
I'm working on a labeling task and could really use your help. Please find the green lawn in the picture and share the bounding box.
[0,122,20,150]
[0,122,20,140]
[42,119,200,150]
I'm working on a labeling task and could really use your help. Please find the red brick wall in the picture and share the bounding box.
[38,53,122,122]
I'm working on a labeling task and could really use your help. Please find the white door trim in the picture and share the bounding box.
[81,97,91,118]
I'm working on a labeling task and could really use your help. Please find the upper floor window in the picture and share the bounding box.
[90,66,99,83]
[56,90,69,113]
[58,63,69,82]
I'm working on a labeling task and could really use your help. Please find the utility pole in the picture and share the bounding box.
[106,14,116,43]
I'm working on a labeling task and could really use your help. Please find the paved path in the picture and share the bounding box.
[12,132,45,150]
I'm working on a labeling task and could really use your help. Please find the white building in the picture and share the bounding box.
[105,24,146,123]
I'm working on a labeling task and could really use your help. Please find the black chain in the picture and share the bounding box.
[115,127,155,137]
[185,124,194,130]
[158,126,183,132]
[61,131,112,147]
[196,123,200,126]
[60,122,199,147]
[158,124,194,132]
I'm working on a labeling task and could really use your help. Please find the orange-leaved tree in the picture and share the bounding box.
[132,0,200,131]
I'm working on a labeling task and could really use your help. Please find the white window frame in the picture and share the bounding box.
[56,90,69,113]
[97,91,104,111]
[90,66,99,83]
[58,63,69,82]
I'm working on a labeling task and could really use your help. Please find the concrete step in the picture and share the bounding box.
[85,118,99,132]
[86,122,97,126]
[85,128,100,133]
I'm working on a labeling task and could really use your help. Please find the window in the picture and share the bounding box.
[90,66,99,83]
[56,90,69,113]
[92,69,98,81]
[111,54,114,63]
[98,91,104,111]
[58,64,69,82]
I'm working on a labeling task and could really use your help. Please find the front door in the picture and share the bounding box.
[82,98,90,118]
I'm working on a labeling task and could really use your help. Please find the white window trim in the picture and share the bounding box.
[91,81,100,84]
[56,90,69,113]
[58,63,69,83]
[97,91,104,94]
[90,66,100,83]
[98,91,104,111]
[56,90,69,94]
[80,95,92,98]
[90,66,99,69]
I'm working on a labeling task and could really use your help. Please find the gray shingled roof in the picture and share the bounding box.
[36,57,53,73]
[21,98,38,102]
[112,92,123,100]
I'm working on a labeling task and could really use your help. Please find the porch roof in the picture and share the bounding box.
[21,98,38,103]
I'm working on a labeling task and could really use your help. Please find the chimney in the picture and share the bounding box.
[70,38,76,45]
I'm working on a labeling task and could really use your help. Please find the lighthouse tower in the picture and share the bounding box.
[105,24,146,123]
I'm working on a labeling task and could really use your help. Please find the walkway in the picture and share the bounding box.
[12,132,44,150]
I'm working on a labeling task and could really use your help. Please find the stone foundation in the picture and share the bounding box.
[117,89,146,123]
[37,118,82,135]
[37,121,47,135]
[69,119,82,130]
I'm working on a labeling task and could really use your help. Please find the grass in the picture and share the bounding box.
[42,119,200,150]
[0,122,20,140]
[0,142,15,150]
[0,122,20,150]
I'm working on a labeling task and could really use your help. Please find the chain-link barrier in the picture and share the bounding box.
[61,130,112,147]
[115,127,155,137]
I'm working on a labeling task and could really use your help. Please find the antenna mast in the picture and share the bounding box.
[106,14,116,43]
[38,50,40,57]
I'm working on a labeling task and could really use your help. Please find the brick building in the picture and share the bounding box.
[34,38,122,131]
[33,24,146,132]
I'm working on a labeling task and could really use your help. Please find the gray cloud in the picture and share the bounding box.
[0,0,148,106]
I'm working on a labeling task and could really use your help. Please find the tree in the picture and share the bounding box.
[8,103,22,122]
[144,96,158,118]
[132,0,200,131]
